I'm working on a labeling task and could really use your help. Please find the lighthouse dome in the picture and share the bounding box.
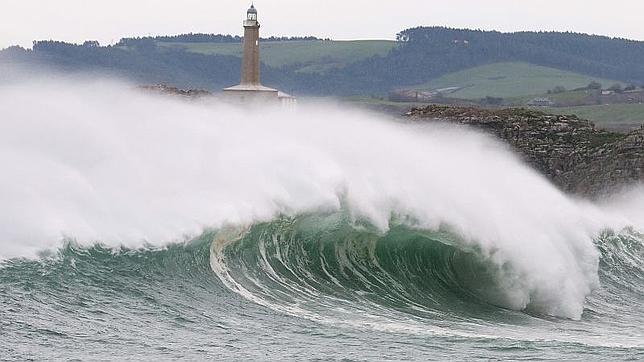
[247,5,257,14]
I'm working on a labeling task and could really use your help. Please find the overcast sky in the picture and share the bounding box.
[2,0,643,48]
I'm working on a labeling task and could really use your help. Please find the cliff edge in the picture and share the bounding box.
[407,105,644,197]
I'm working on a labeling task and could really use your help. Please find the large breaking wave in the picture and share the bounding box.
[0,78,643,322]
[210,213,643,345]
[1,219,642,353]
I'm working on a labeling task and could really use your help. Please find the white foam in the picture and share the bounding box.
[0,78,641,319]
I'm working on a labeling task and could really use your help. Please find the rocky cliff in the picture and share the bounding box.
[407,105,644,197]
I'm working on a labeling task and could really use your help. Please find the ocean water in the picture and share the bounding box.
[1,79,642,360]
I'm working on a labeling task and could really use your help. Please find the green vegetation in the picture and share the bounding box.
[544,89,595,104]
[157,40,397,73]
[417,62,621,99]
[6,28,644,96]
[391,27,644,89]
[546,104,644,132]
[343,95,426,107]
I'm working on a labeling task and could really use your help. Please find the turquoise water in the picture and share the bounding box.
[1,81,643,360]
[2,213,642,360]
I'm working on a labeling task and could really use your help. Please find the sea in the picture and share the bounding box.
[1,79,642,360]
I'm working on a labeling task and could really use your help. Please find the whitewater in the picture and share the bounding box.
[1,79,642,360]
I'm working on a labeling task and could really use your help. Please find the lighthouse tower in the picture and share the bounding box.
[223,5,296,104]
[241,4,260,85]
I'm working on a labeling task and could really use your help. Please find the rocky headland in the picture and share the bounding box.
[138,85,643,198]
[407,105,644,197]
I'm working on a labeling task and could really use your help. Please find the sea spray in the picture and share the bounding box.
[0,78,642,319]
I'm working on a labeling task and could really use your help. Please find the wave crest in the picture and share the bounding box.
[210,212,602,321]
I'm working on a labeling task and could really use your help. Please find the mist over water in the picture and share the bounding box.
[0,78,642,327]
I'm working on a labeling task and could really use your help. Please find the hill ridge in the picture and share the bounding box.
[2,27,644,95]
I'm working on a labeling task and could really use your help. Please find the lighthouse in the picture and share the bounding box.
[241,4,260,85]
[223,5,296,104]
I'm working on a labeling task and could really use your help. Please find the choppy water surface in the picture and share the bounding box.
[1,218,642,360]
[0,80,642,360]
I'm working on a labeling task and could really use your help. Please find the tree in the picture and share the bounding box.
[588,81,602,90]
[608,83,623,93]
[482,96,504,105]
[552,86,566,94]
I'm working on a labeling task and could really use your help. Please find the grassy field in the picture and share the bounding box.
[345,96,427,113]
[545,103,644,132]
[157,40,397,73]
[505,89,597,107]
[418,62,622,100]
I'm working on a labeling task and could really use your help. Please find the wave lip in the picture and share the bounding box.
[210,212,604,322]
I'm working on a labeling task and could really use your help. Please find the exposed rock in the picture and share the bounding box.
[138,84,212,98]
[407,105,644,197]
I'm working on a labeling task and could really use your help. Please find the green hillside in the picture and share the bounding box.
[546,104,644,132]
[13,28,644,95]
[417,62,622,99]
[157,40,397,73]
